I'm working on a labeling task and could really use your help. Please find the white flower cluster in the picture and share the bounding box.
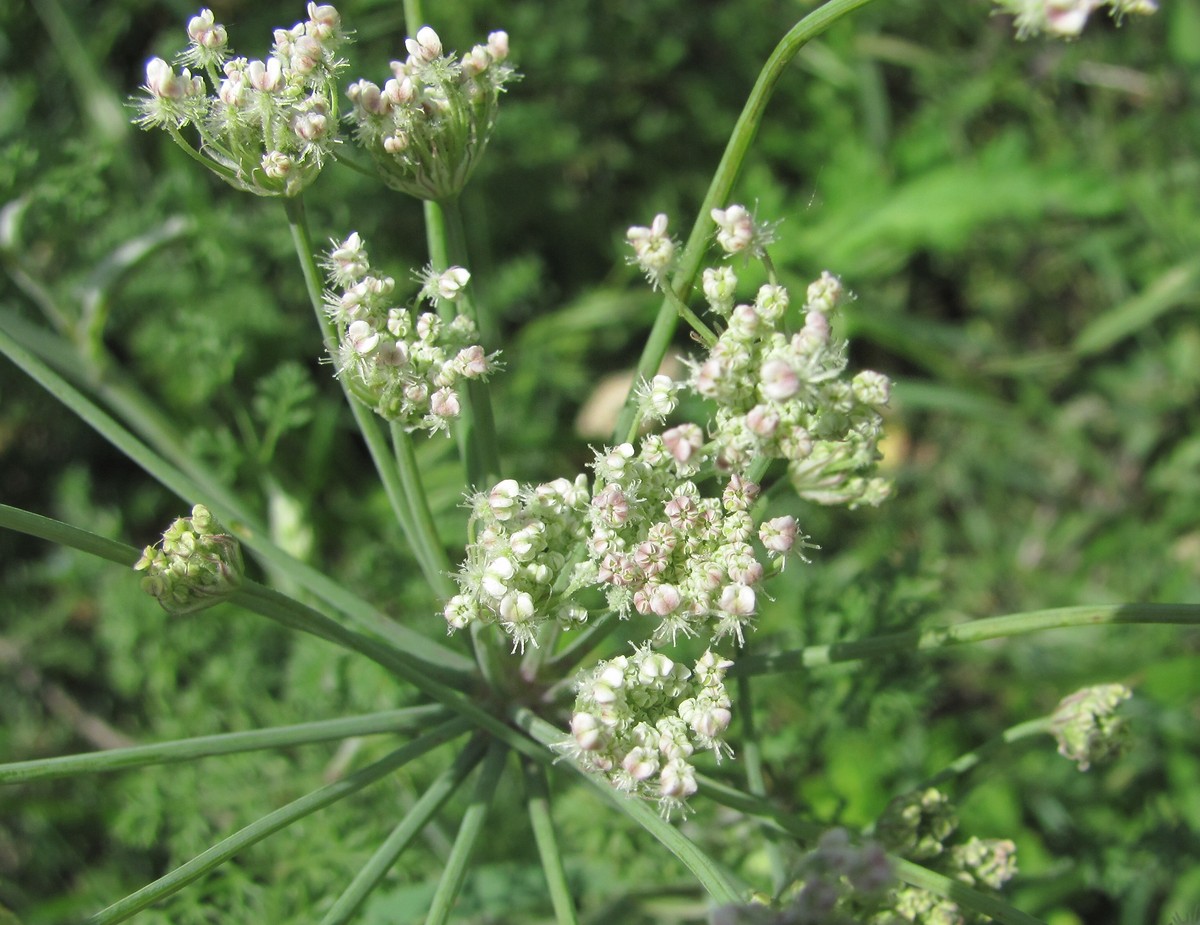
[994,0,1157,39]
[567,648,733,814]
[322,233,494,433]
[135,5,347,197]
[585,441,803,647]
[347,26,516,200]
[442,476,592,652]
[692,238,891,508]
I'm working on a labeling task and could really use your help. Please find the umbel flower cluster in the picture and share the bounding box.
[992,0,1157,38]
[347,26,516,200]
[134,505,244,615]
[441,205,892,811]
[322,232,495,433]
[134,5,347,196]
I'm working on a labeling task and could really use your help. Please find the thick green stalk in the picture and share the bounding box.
[523,757,581,925]
[733,603,1200,676]
[613,0,885,443]
[319,735,488,925]
[0,706,449,785]
[86,718,472,925]
[424,739,510,925]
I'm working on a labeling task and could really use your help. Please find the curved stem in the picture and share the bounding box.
[733,603,1200,677]
[613,0,884,443]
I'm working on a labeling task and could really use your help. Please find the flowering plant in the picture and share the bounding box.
[0,0,1191,922]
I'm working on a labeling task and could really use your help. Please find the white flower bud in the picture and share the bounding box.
[406,25,443,62]
[571,712,603,751]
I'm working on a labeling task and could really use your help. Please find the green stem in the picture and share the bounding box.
[391,422,456,597]
[733,603,1200,676]
[86,718,472,925]
[319,735,488,925]
[424,196,502,487]
[918,716,1053,793]
[513,709,747,906]
[0,500,472,683]
[283,194,458,597]
[736,673,788,895]
[613,0,884,443]
[424,739,510,925]
[523,757,581,925]
[0,706,450,785]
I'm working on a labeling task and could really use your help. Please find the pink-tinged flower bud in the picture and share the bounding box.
[760,515,799,555]
[246,58,283,92]
[622,746,658,781]
[293,111,327,141]
[406,25,443,62]
[760,358,800,401]
[383,133,409,154]
[745,404,779,438]
[375,341,407,367]
[456,345,489,378]
[693,357,724,398]
[571,712,603,751]
[659,758,697,799]
[662,423,704,465]
[1045,0,1099,36]
[146,58,184,99]
[648,583,682,616]
[711,204,755,253]
[433,266,471,300]
[691,704,732,739]
[499,590,535,625]
[487,31,510,60]
[463,45,491,76]
[306,3,340,40]
[349,79,387,115]
[805,270,844,313]
[219,75,246,107]
[291,35,323,74]
[430,387,460,419]
[801,309,831,346]
[188,9,228,49]
[718,583,756,617]
[728,303,760,338]
[383,75,415,106]
[345,319,379,355]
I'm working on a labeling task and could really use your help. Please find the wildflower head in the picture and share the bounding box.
[1050,683,1133,770]
[995,0,1157,39]
[626,213,678,289]
[347,25,518,200]
[133,4,348,196]
[710,204,777,258]
[322,233,495,433]
[134,504,244,615]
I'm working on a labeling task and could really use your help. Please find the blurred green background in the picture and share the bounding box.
[1,0,1198,921]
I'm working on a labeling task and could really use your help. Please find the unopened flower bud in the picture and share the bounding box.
[134,505,244,615]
